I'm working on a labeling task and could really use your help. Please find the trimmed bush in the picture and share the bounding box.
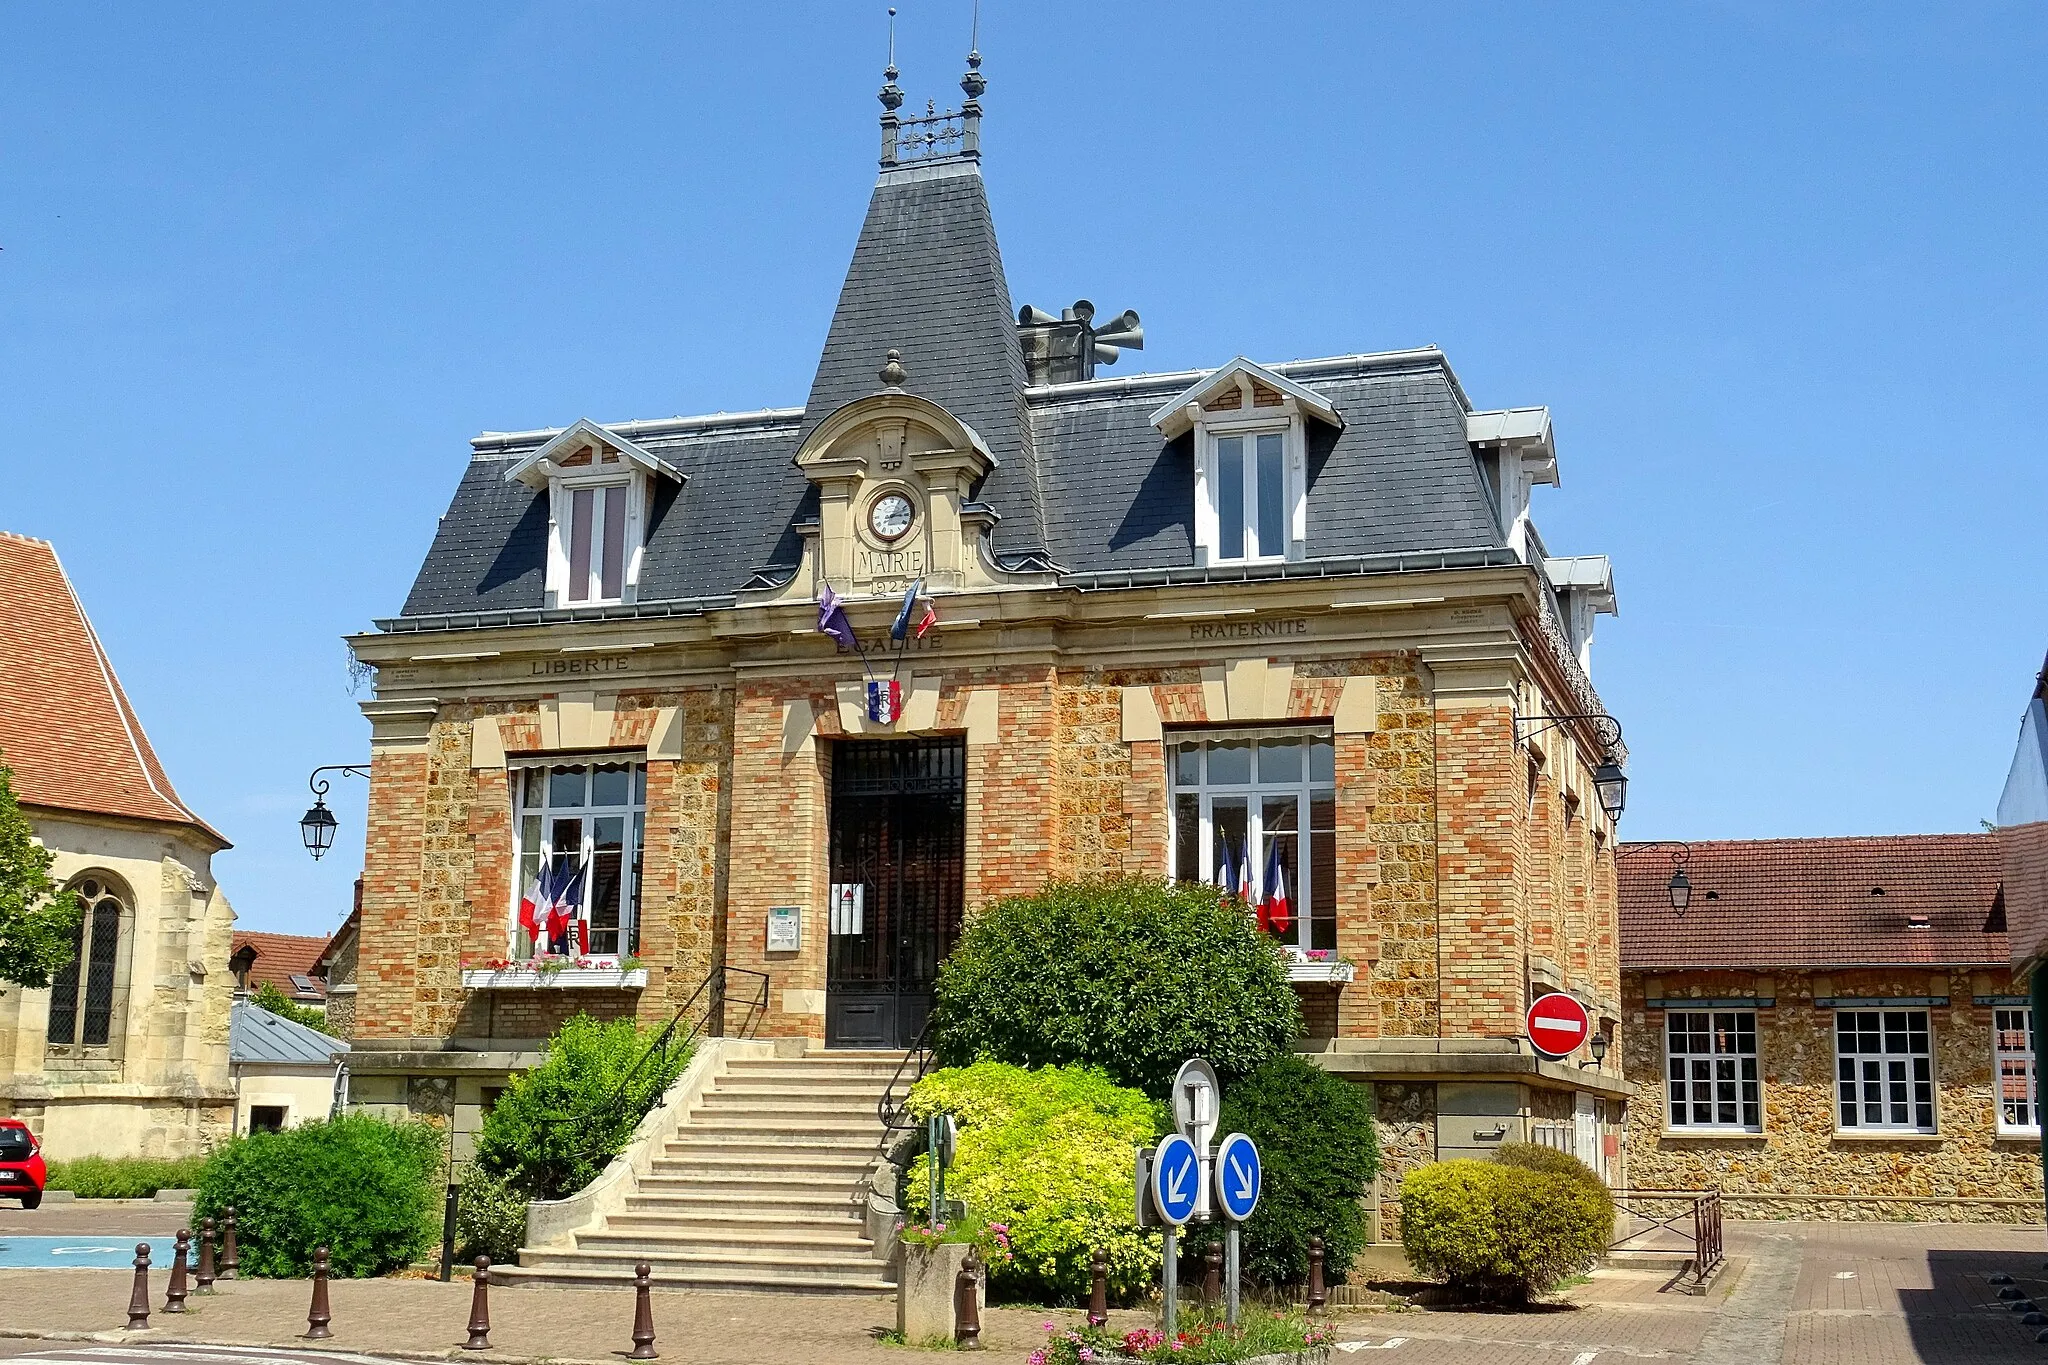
[456,1163,529,1265]
[474,1014,692,1201]
[251,980,332,1034]
[1186,1054,1377,1285]
[1398,1154,1614,1304]
[903,1062,1165,1303]
[45,1155,209,1199]
[929,878,1300,1098]
[194,1114,442,1278]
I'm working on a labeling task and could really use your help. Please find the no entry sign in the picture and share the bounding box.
[1526,991,1592,1060]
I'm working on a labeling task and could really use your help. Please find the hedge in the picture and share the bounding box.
[45,1155,208,1199]
[903,1062,1165,1303]
[1398,1150,1614,1303]
[928,878,1300,1098]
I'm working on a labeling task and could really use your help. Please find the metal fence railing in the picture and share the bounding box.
[1609,1188,1724,1282]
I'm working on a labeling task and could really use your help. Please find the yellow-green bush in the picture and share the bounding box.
[903,1061,1165,1303]
[1398,1154,1613,1303]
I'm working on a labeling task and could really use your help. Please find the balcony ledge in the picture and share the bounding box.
[460,967,648,991]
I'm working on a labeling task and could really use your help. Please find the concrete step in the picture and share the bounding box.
[623,1191,862,1218]
[517,1246,889,1282]
[605,1209,864,1237]
[577,1227,874,1258]
[672,1115,881,1134]
[636,1175,869,1201]
[705,1079,891,1099]
[648,1151,873,1173]
[663,1136,879,1158]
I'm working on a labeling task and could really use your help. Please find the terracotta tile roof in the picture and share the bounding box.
[0,532,221,841]
[1619,833,2006,970]
[230,931,330,1001]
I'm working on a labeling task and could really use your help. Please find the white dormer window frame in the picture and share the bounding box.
[1149,358,1339,570]
[503,418,684,610]
[1191,398,1308,566]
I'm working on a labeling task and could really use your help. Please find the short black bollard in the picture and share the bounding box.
[1307,1236,1327,1316]
[196,1218,217,1292]
[464,1256,492,1350]
[1203,1241,1222,1306]
[164,1229,190,1313]
[126,1243,152,1331]
[954,1246,982,1350]
[2002,1285,2026,1300]
[1087,1245,1109,1329]
[305,1246,333,1340]
[628,1260,658,1360]
[221,1206,239,1281]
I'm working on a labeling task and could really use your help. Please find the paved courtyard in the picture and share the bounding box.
[0,1219,2043,1364]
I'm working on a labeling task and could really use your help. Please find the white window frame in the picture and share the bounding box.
[1192,402,1306,567]
[1663,1009,1761,1133]
[1165,729,1335,954]
[545,468,647,608]
[1834,1008,1936,1134]
[509,759,647,962]
[1995,1006,2039,1137]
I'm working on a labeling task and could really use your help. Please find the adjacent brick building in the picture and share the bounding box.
[1620,834,2043,1220]
[0,532,237,1156]
[340,59,1636,1187]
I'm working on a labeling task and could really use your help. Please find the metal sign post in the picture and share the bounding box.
[1151,1130,1200,1336]
[1171,1059,1220,1224]
[927,1113,957,1224]
[1213,1131,1262,1328]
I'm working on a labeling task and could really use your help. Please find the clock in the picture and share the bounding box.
[869,493,915,541]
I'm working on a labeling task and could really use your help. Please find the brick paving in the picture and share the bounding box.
[0,1220,2044,1363]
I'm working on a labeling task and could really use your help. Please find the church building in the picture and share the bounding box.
[342,54,1634,1200]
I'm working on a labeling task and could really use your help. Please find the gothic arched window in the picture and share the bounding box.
[47,876,125,1048]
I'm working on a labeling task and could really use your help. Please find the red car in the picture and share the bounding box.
[0,1120,46,1209]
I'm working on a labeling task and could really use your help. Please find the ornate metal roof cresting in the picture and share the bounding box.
[878,7,984,168]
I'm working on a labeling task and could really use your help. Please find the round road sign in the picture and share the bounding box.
[1214,1131,1261,1222]
[1526,991,1592,1060]
[1151,1132,1201,1226]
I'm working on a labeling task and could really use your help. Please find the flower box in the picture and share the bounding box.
[459,964,648,990]
[1286,961,1356,984]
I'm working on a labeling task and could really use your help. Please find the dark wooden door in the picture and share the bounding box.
[826,737,966,1049]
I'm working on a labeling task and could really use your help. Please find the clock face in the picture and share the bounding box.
[869,493,915,541]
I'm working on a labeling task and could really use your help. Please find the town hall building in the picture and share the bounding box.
[341,53,1634,1199]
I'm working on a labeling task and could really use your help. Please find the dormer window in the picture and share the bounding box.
[504,419,685,609]
[1149,357,1341,569]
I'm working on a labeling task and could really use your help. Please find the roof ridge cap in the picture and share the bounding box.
[0,530,54,546]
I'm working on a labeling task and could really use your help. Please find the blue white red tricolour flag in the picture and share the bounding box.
[518,863,552,940]
[1217,838,1240,899]
[543,861,586,952]
[1260,840,1292,935]
[890,580,923,642]
[868,679,902,725]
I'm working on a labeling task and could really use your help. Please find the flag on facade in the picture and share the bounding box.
[1262,839,1292,935]
[916,594,938,639]
[544,862,586,954]
[868,678,902,725]
[518,863,552,940]
[818,583,858,652]
[1217,839,1240,899]
[890,579,923,641]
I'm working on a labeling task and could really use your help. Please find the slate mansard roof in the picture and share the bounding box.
[396,155,1522,623]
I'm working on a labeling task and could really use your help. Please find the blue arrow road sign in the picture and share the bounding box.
[1215,1131,1261,1221]
[1152,1132,1201,1226]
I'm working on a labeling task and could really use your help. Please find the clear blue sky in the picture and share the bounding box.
[5,5,2044,938]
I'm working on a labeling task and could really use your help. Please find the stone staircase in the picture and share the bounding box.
[501,1049,900,1295]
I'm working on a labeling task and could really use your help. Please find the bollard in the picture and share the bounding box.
[1202,1241,1222,1306]
[1087,1245,1109,1329]
[126,1243,152,1331]
[1306,1236,1327,1316]
[464,1256,492,1350]
[221,1206,239,1280]
[164,1229,190,1313]
[304,1246,333,1340]
[954,1246,983,1350]
[628,1260,658,1360]
[196,1218,217,1292]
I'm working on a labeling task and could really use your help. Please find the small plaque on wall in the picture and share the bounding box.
[766,905,802,953]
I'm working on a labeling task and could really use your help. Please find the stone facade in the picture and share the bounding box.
[1622,967,2045,1221]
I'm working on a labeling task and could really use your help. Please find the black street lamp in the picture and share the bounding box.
[1515,712,1627,820]
[301,765,371,860]
[1617,839,1694,914]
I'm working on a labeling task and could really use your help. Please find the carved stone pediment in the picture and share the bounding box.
[754,392,1003,604]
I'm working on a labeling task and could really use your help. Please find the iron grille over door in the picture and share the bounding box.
[827,737,966,1049]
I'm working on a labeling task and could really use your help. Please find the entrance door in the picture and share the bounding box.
[827,737,966,1049]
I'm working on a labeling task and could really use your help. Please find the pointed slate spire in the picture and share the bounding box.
[799,40,1045,559]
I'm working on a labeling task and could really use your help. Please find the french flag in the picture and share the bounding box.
[518,863,553,941]
[1261,840,1292,935]
[1217,839,1241,900]
[544,862,586,954]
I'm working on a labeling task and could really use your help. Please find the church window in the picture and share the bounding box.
[47,876,125,1049]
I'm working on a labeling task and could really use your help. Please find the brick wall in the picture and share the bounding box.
[1435,703,1524,1038]
[1622,967,2045,1220]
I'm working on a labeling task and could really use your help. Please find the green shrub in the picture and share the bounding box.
[1492,1141,1611,1199]
[456,1163,529,1265]
[194,1113,442,1277]
[1398,1156,1614,1303]
[474,1013,692,1200]
[1186,1054,1377,1286]
[45,1155,209,1199]
[903,1062,1165,1303]
[251,981,333,1033]
[929,879,1300,1098]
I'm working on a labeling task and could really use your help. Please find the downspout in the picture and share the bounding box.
[2032,962,2048,1234]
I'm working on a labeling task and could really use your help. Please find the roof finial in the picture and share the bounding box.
[879,8,904,112]
[880,349,907,388]
[961,0,986,99]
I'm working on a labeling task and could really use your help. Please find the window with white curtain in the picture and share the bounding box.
[1167,730,1336,953]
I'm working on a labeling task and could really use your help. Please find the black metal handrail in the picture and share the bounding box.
[877,1013,937,1137]
[1609,1187,1724,1280]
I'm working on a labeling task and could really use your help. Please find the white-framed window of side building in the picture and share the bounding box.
[1995,1006,2039,1137]
[1193,416,1306,565]
[1167,729,1335,955]
[510,759,646,961]
[1664,1009,1761,1132]
[1835,1008,1935,1133]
